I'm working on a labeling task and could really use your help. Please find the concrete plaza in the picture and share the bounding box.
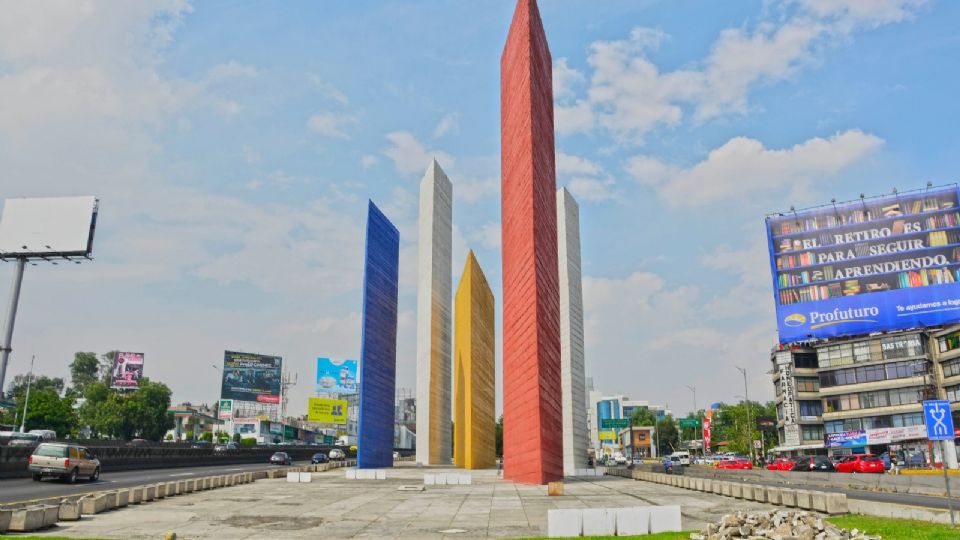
[34,464,782,539]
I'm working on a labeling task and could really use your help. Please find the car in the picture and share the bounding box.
[328,448,345,460]
[663,455,682,473]
[311,452,329,464]
[716,459,753,470]
[270,452,292,465]
[393,451,400,460]
[7,432,41,447]
[28,443,100,483]
[225,442,238,451]
[214,444,227,452]
[190,440,212,449]
[791,456,834,472]
[632,456,644,465]
[766,458,795,471]
[28,429,57,441]
[126,438,150,447]
[669,452,690,466]
[835,454,885,474]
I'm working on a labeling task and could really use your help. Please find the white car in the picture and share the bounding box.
[328,448,345,459]
[393,451,400,460]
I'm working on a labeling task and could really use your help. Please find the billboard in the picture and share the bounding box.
[315,357,358,394]
[767,187,960,343]
[221,351,282,404]
[825,430,867,448]
[110,352,144,390]
[307,397,348,424]
[218,399,233,420]
[0,196,98,257]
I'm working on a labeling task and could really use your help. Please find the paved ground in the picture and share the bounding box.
[0,461,312,504]
[33,464,784,539]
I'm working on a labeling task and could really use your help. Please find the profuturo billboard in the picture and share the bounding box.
[767,186,960,343]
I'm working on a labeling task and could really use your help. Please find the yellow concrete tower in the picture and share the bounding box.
[453,250,496,469]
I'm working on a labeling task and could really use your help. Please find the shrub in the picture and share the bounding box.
[200,431,213,442]
[232,433,241,443]
[240,437,257,447]
[185,431,194,440]
[164,433,173,441]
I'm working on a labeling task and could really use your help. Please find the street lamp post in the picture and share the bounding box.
[686,385,699,456]
[736,366,754,464]
[19,355,35,433]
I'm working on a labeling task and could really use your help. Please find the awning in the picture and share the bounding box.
[770,442,825,453]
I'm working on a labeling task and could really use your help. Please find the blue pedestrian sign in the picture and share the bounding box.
[923,400,955,441]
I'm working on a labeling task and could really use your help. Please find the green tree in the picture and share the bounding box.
[495,415,503,457]
[7,374,64,397]
[656,415,680,456]
[79,378,173,440]
[629,407,657,427]
[709,400,777,455]
[99,351,119,385]
[69,352,100,396]
[11,388,76,435]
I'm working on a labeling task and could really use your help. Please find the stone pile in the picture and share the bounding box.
[690,510,880,540]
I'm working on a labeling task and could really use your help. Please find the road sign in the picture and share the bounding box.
[601,419,629,429]
[753,439,762,449]
[679,418,700,428]
[598,431,617,441]
[923,400,955,441]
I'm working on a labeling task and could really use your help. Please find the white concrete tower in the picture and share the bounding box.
[557,187,589,476]
[416,159,453,465]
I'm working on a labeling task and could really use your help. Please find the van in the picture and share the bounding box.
[28,429,57,441]
[669,451,690,466]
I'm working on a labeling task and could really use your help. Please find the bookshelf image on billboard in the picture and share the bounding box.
[770,189,960,306]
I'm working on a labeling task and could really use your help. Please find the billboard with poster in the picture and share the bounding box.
[767,186,960,343]
[110,352,144,390]
[221,351,281,404]
[307,397,348,424]
[315,357,357,394]
[0,196,98,257]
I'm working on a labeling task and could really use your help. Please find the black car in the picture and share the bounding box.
[791,455,834,472]
[311,452,329,464]
[270,452,292,465]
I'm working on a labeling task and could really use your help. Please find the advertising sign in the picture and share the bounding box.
[923,400,956,441]
[315,357,358,394]
[767,187,960,343]
[598,431,616,441]
[825,430,868,448]
[866,425,927,444]
[110,352,144,390]
[679,418,701,428]
[784,424,801,447]
[601,418,629,429]
[307,397,348,424]
[0,196,98,257]
[221,351,282,404]
[703,413,712,449]
[269,422,281,435]
[218,399,233,420]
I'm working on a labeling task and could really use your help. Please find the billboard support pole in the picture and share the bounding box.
[941,440,956,527]
[0,257,26,399]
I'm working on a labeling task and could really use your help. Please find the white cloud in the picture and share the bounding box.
[556,151,602,176]
[626,129,883,206]
[360,154,379,169]
[456,176,499,204]
[307,73,348,105]
[432,113,459,139]
[567,177,618,203]
[553,57,586,102]
[472,222,501,250]
[307,111,356,139]
[383,131,455,176]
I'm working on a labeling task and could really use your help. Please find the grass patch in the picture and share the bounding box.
[828,515,958,540]
[519,532,694,540]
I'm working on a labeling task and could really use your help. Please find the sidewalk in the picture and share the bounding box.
[34,464,782,539]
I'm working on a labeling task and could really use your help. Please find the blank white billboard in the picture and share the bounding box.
[0,196,98,257]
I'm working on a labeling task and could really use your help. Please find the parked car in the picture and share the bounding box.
[328,448,345,460]
[28,443,100,483]
[126,438,149,447]
[28,429,57,441]
[632,456,644,466]
[791,456,834,472]
[835,454,885,474]
[311,452,329,464]
[190,441,212,449]
[765,457,795,471]
[716,459,753,470]
[6,432,41,447]
[393,451,400,460]
[270,452,292,465]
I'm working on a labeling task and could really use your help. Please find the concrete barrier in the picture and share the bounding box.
[721,482,732,497]
[183,479,195,493]
[581,508,616,536]
[649,505,682,534]
[547,509,582,538]
[172,480,182,495]
[143,485,156,502]
[616,507,651,536]
[712,481,724,495]
[765,486,782,505]
[795,490,813,510]
[7,506,45,532]
[114,489,130,507]
[780,488,797,507]
[40,504,59,527]
[80,493,109,515]
[730,483,742,499]
[129,486,143,504]
[0,508,10,533]
[702,479,712,492]
[753,485,768,503]
[155,483,167,498]
[58,499,82,521]
[824,492,848,514]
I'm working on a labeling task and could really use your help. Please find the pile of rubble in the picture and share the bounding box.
[690,510,880,540]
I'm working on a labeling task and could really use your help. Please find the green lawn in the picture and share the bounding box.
[520,532,693,540]
[827,515,959,540]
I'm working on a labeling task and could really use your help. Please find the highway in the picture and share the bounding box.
[0,460,311,505]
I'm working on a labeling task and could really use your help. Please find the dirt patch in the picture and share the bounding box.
[221,515,325,530]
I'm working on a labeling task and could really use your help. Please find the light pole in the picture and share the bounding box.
[736,366,754,464]
[685,385,699,456]
[19,355,35,433]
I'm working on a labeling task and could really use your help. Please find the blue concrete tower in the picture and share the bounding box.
[357,200,400,469]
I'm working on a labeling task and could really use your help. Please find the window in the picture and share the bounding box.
[942,359,960,379]
[947,385,960,402]
[892,412,924,427]
[853,342,873,363]
[794,353,819,369]
[826,394,860,412]
[881,334,923,359]
[802,425,824,441]
[776,404,784,420]
[825,418,862,433]
[856,364,885,383]
[819,344,855,368]
[796,377,819,392]
[799,401,822,417]
[887,360,927,380]
[862,416,892,429]
[938,331,960,353]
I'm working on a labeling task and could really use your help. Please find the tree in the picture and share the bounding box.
[495,415,504,457]
[69,352,100,395]
[656,415,680,456]
[630,407,657,427]
[79,378,173,440]
[7,374,64,397]
[11,388,76,435]
[709,400,777,455]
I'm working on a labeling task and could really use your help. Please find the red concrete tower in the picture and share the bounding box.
[500,0,563,484]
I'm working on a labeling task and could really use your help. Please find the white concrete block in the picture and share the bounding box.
[376,470,386,480]
[581,508,616,536]
[300,472,312,483]
[547,509,582,538]
[435,473,447,485]
[459,474,472,485]
[346,469,357,480]
[615,507,650,536]
[424,473,436,485]
[287,472,300,483]
[445,474,459,485]
[649,505,682,533]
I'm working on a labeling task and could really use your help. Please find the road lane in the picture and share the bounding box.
[0,460,318,504]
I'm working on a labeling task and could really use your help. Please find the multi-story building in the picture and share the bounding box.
[771,329,960,466]
[587,388,670,456]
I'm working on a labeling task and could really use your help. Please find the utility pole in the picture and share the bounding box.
[686,385,698,456]
[19,355,34,433]
[0,258,26,400]
[736,366,754,464]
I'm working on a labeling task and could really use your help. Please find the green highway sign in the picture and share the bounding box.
[679,418,701,428]
[601,419,629,429]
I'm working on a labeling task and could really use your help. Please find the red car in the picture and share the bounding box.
[834,454,885,474]
[716,459,753,470]
[766,457,795,471]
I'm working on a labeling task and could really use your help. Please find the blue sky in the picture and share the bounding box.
[0,0,957,417]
